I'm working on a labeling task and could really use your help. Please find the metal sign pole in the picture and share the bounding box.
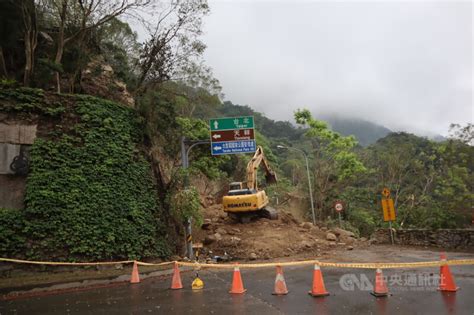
[338,212,342,227]
[389,221,394,245]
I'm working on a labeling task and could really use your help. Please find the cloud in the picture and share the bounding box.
[202,0,472,135]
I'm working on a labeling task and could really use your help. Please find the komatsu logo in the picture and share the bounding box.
[228,202,252,208]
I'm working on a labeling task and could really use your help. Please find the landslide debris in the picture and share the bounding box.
[195,205,367,261]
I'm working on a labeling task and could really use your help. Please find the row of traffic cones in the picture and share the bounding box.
[129,253,459,296]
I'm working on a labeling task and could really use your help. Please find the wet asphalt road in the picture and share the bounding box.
[1,261,473,315]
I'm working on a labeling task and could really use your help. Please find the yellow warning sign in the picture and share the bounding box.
[381,198,396,221]
[382,188,391,198]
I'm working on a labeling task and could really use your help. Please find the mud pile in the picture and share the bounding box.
[194,205,367,261]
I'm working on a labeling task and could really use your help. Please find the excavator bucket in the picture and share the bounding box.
[265,172,277,185]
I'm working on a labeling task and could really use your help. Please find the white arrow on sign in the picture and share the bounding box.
[214,146,222,151]
[212,134,221,139]
[213,121,219,129]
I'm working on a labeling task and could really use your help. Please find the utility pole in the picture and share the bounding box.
[180,137,210,260]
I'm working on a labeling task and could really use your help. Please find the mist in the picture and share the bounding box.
[201,1,472,136]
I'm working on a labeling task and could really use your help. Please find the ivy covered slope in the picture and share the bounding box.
[0,87,170,261]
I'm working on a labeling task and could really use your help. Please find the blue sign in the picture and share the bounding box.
[211,140,256,155]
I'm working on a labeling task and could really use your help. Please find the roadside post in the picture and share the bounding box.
[334,200,344,227]
[180,137,210,260]
[381,188,396,245]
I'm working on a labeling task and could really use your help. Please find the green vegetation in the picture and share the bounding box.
[0,88,170,261]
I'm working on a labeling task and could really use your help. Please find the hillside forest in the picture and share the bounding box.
[0,0,472,261]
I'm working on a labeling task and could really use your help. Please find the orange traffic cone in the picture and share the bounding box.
[229,264,246,294]
[308,264,329,297]
[130,260,140,284]
[438,253,459,292]
[171,261,183,289]
[272,265,289,295]
[371,268,388,297]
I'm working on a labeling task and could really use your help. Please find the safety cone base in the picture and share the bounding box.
[272,290,289,296]
[229,288,247,294]
[437,287,459,292]
[370,291,388,297]
[308,290,329,297]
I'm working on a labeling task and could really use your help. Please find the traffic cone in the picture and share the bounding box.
[171,261,183,289]
[308,264,329,297]
[272,265,289,295]
[371,268,388,297]
[130,260,140,284]
[438,253,459,292]
[229,264,246,294]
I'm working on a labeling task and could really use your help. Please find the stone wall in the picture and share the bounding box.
[0,123,36,209]
[373,228,474,249]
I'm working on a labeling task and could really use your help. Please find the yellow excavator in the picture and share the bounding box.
[222,146,278,223]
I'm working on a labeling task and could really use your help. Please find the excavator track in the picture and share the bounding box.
[261,207,278,220]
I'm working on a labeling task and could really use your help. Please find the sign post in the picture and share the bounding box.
[381,188,396,245]
[334,201,344,227]
[209,116,256,155]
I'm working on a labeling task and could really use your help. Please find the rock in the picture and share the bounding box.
[230,236,241,242]
[214,233,222,241]
[211,218,219,223]
[360,237,368,242]
[203,235,217,245]
[301,240,312,248]
[249,253,258,260]
[332,227,356,238]
[115,264,123,270]
[231,228,241,234]
[201,219,212,230]
[345,236,356,244]
[215,227,227,235]
[301,222,314,230]
[326,232,337,241]
[328,241,337,247]
[321,227,328,231]
[346,246,354,250]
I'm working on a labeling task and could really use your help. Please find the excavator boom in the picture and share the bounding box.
[246,146,277,190]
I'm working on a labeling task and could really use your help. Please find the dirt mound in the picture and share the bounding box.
[194,205,365,261]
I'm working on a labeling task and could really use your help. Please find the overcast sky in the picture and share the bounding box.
[201,0,472,135]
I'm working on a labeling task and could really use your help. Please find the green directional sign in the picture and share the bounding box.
[209,116,254,131]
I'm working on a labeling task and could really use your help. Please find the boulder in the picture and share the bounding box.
[301,222,314,230]
[326,232,337,241]
[214,233,223,241]
[201,219,212,230]
[203,235,216,245]
[332,227,356,238]
[230,236,241,243]
[215,227,227,235]
[249,253,258,260]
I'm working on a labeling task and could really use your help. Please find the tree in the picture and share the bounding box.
[40,0,150,92]
[449,123,473,145]
[137,0,210,91]
[20,0,38,86]
[294,109,366,219]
